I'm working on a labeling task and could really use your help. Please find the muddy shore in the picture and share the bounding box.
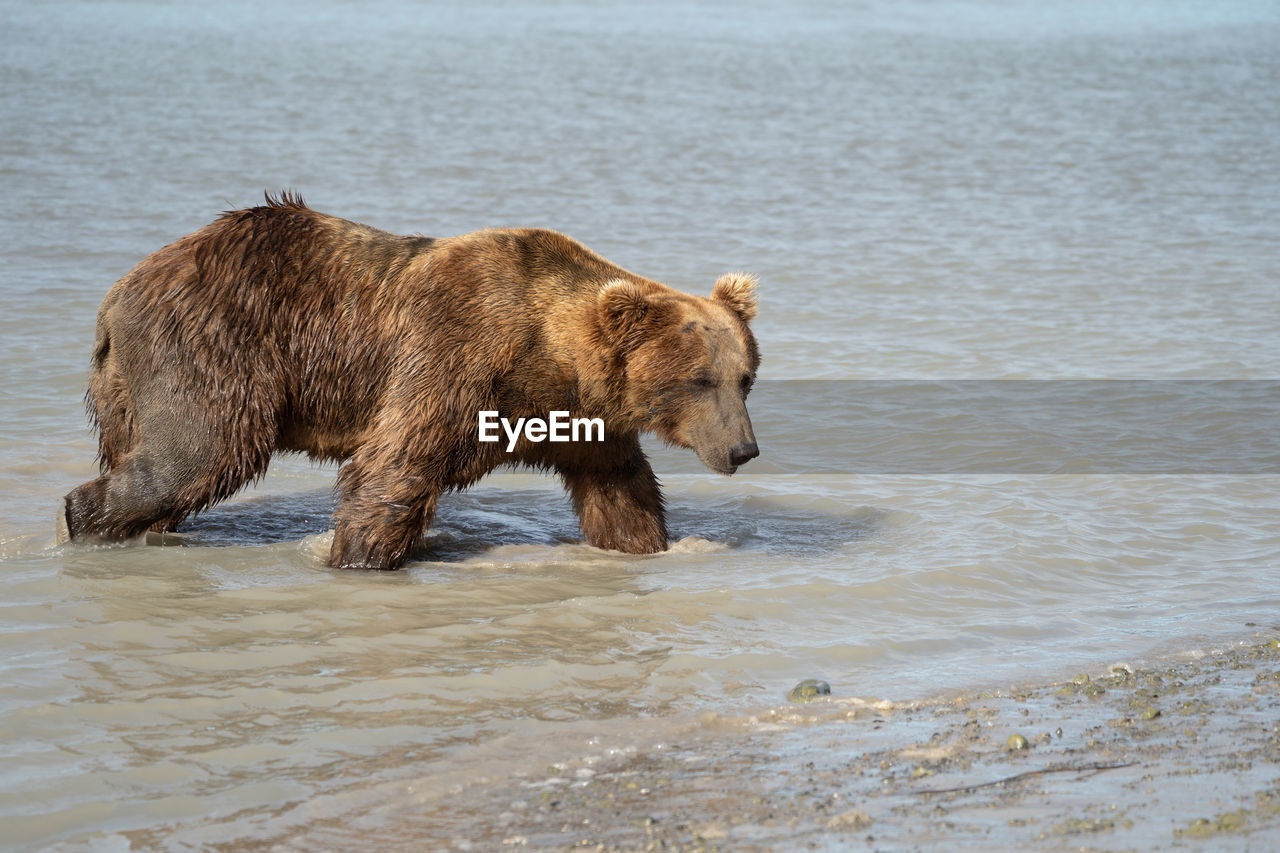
[328,636,1280,852]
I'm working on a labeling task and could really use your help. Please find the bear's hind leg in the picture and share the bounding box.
[61,426,272,544]
[330,492,439,570]
[328,403,468,570]
[63,451,198,542]
[329,467,440,570]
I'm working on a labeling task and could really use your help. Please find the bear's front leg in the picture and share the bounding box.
[561,440,668,554]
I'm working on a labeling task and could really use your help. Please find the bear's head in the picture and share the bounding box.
[598,273,761,475]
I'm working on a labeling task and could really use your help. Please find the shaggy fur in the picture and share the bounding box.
[61,194,761,569]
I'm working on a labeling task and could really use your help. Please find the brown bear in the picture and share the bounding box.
[59,193,761,569]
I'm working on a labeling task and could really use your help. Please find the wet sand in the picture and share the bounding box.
[350,636,1280,852]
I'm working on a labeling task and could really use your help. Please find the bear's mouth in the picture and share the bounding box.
[695,449,740,477]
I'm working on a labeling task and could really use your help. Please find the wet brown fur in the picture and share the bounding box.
[64,194,760,569]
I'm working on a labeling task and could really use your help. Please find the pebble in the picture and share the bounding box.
[826,808,873,830]
[788,679,832,703]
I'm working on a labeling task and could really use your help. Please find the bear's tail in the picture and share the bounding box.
[85,291,135,473]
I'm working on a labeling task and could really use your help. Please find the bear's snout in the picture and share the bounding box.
[729,441,759,467]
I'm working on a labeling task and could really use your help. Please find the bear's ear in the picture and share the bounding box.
[712,272,758,323]
[598,279,656,342]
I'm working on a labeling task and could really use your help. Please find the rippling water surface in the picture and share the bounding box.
[2,1,1278,849]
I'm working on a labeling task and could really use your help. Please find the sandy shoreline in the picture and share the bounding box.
[325,635,1280,852]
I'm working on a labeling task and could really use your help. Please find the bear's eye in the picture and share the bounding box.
[691,376,716,390]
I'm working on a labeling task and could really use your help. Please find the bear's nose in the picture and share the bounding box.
[729,441,759,467]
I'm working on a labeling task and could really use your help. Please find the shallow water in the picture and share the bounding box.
[2,0,1279,849]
